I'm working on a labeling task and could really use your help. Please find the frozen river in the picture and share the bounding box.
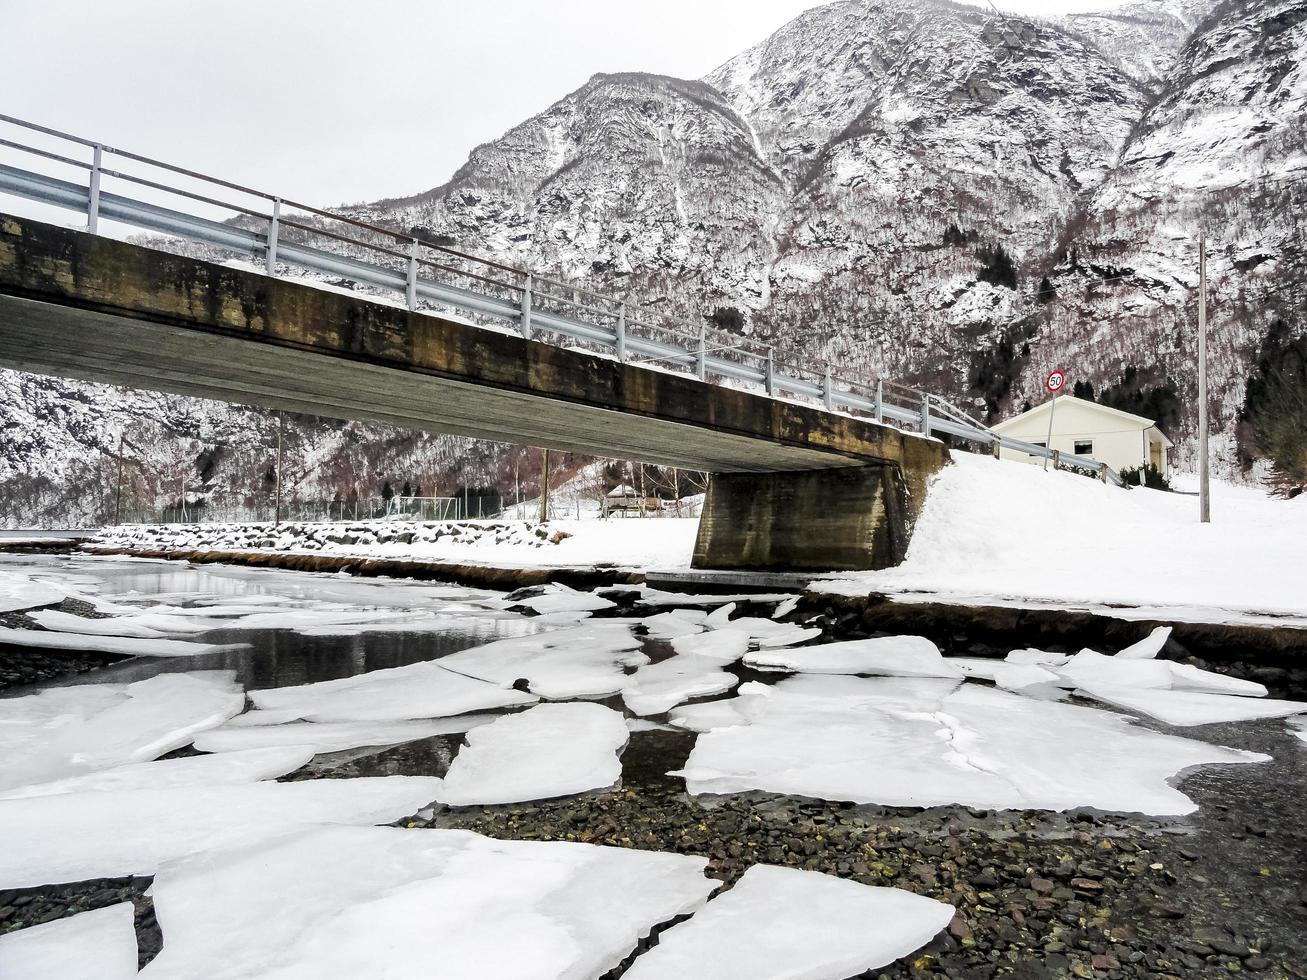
[0,552,1304,978]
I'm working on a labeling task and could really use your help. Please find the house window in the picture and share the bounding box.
[1074,440,1093,456]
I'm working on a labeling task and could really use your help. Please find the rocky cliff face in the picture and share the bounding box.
[4,0,1303,523]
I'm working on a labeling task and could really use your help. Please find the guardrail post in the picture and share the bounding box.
[920,393,931,436]
[87,144,103,234]
[265,199,281,275]
[406,240,419,311]
[765,347,775,397]
[1052,449,1061,470]
[616,302,627,363]
[1099,463,1108,483]
[992,438,1002,460]
[874,379,884,422]
[823,364,834,412]
[696,325,706,381]
[520,275,533,339]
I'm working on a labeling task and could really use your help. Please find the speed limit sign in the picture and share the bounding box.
[1045,369,1066,394]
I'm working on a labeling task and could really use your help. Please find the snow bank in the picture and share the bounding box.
[816,453,1307,623]
[93,516,699,571]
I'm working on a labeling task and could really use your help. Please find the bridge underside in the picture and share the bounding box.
[0,214,949,570]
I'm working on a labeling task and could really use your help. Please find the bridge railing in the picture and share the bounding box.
[0,113,1122,488]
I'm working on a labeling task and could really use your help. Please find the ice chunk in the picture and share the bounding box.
[1165,663,1268,697]
[623,657,739,716]
[506,583,616,615]
[715,614,821,648]
[0,571,66,613]
[1116,626,1172,659]
[1074,686,1307,727]
[624,864,954,980]
[141,828,715,980]
[0,776,441,888]
[0,672,245,793]
[0,745,310,800]
[673,676,1266,815]
[439,622,646,699]
[669,628,749,664]
[28,608,168,638]
[771,596,800,619]
[668,699,751,733]
[1290,716,1307,743]
[948,657,1063,694]
[641,609,708,639]
[705,602,737,628]
[249,660,537,722]
[1053,649,1175,689]
[0,627,249,658]
[0,903,137,980]
[438,703,628,805]
[214,608,436,632]
[193,715,494,755]
[1006,648,1069,667]
[746,636,963,678]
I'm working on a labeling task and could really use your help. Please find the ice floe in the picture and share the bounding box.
[0,672,245,793]
[746,636,963,678]
[0,903,138,980]
[622,657,739,716]
[1052,650,1270,697]
[0,627,248,658]
[1073,686,1307,727]
[624,864,954,980]
[504,582,617,616]
[141,828,715,980]
[947,657,1064,695]
[0,745,313,800]
[437,703,628,805]
[669,628,750,664]
[1290,716,1307,743]
[27,608,169,638]
[706,608,821,648]
[672,676,1267,815]
[1006,648,1070,667]
[193,715,495,755]
[0,776,440,888]
[641,609,708,638]
[0,571,66,613]
[249,660,538,722]
[438,622,646,699]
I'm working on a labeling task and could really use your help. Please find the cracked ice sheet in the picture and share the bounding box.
[438,622,646,699]
[249,660,538,722]
[0,571,66,613]
[0,745,313,800]
[623,656,739,716]
[438,703,628,806]
[0,672,245,793]
[0,776,441,888]
[0,903,137,980]
[1074,686,1307,727]
[503,583,617,615]
[947,658,1064,695]
[0,627,250,658]
[141,827,716,980]
[669,628,749,664]
[624,864,954,980]
[746,636,963,677]
[672,676,1267,815]
[193,715,495,755]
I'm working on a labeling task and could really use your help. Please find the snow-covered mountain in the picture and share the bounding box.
[3,0,1303,524]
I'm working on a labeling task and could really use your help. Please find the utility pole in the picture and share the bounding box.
[274,412,284,527]
[538,448,550,523]
[1197,232,1210,523]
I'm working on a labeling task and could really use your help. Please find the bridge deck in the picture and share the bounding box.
[0,214,943,479]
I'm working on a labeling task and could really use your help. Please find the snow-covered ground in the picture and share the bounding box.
[816,452,1307,626]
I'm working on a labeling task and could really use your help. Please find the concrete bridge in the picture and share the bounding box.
[0,214,948,571]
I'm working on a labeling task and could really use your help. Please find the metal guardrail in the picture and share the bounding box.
[0,113,1122,487]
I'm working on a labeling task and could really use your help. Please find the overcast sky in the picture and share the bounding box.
[3,0,1123,207]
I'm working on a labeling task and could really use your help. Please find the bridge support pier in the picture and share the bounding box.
[692,459,940,573]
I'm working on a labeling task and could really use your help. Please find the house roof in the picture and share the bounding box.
[992,395,1173,446]
[607,483,637,496]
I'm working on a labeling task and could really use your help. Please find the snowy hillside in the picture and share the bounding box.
[3,0,1303,523]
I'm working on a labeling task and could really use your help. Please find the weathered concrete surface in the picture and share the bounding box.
[0,213,950,570]
[0,214,941,476]
[692,464,918,571]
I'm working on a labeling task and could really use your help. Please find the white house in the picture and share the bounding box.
[992,396,1172,477]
